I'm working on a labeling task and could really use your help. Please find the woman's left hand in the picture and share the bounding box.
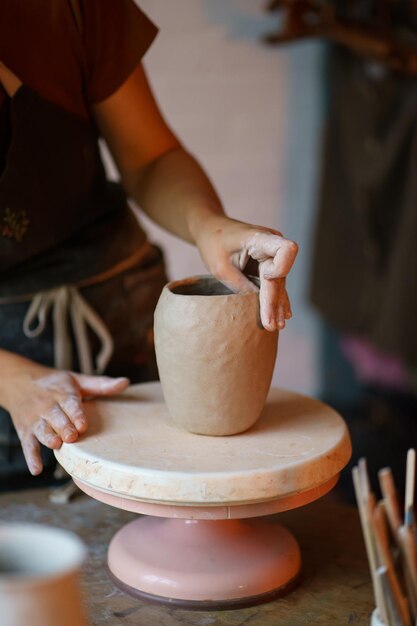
[193,214,298,331]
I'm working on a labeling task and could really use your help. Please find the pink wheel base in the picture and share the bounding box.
[55,384,352,610]
[108,516,301,609]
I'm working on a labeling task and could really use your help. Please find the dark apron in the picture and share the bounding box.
[0,83,167,487]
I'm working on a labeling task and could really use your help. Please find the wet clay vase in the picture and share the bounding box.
[0,523,89,626]
[154,275,278,436]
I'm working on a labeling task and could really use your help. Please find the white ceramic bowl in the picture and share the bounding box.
[0,523,88,626]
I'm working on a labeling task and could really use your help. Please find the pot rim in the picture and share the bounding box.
[164,274,260,298]
[0,523,86,588]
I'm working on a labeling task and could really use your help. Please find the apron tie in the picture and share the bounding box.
[22,285,113,375]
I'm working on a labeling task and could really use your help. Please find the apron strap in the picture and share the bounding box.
[22,285,114,375]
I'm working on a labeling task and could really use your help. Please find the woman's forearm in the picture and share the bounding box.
[92,63,297,330]
[0,350,44,411]
[128,146,227,244]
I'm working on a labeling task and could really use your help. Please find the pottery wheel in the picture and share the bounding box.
[55,382,351,609]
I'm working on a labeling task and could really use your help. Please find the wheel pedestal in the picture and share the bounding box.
[56,383,352,610]
[108,516,301,609]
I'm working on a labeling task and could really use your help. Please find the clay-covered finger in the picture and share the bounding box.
[246,232,287,261]
[246,232,298,274]
[212,259,259,295]
[60,393,87,433]
[21,432,43,476]
[238,248,250,271]
[33,418,62,449]
[276,300,287,330]
[275,281,287,329]
[264,239,299,279]
[72,374,130,398]
[44,404,78,443]
[274,279,290,324]
[259,273,280,331]
[277,280,292,321]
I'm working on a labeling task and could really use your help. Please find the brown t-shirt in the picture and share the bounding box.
[0,0,157,117]
[0,0,158,296]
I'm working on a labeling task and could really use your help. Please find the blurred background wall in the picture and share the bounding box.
[103,1,325,395]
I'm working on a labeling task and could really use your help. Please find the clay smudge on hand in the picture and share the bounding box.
[243,232,297,331]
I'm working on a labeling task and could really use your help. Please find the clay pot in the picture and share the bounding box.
[154,275,278,435]
[0,523,88,626]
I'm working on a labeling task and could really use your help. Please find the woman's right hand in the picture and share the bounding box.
[0,353,129,475]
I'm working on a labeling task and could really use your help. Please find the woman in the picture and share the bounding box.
[0,0,297,486]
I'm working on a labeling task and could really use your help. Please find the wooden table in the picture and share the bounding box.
[0,487,374,625]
